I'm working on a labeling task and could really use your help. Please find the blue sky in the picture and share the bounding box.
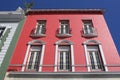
[0,0,120,55]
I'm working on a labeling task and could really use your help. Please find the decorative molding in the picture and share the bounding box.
[28,40,46,45]
[55,40,73,45]
[83,40,101,45]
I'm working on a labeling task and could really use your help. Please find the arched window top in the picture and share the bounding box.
[83,40,101,45]
[28,40,46,45]
[55,40,73,45]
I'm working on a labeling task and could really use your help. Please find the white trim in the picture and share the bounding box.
[83,40,101,45]
[35,22,38,33]
[83,40,108,72]
[21,44,30,71]
[54,45,58,72]
[39,45,45,72]
[28,40,45,45]
[71,45,75,72]
[55,40,73,45]
[83,45,90,71]
[99,45,108,71]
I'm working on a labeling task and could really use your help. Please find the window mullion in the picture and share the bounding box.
[31,52,37,70]
[92,51,98,69]
[63,51,66,70]
[39,25,42,34]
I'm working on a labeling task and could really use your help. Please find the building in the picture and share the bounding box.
[4,9,120,80]
[0,7,25,79]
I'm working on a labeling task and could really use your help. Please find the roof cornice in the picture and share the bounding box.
[26,9,105,15]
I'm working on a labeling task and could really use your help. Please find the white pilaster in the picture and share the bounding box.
[84,44,90,72]
[54,45,58,72]
[99,45,108,71]
[39,45,45,72]
[21,44,30,71]
[71,45,75,72]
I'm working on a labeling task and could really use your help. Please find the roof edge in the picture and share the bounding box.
[26,9,105,15]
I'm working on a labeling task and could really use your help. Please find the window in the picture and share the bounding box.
[82,20,97,37]
[36,20,46,34]
[30,20,46,37]
[26,46,42,71]
[22,40,45,72]
[54,40,74,72]
[0,27,6,38]
[83,20,93,34]
[83,40,108,72]
[57,20,71,37]
[60,20,69,34]
[87,46,104,71]
[58,46,71,71]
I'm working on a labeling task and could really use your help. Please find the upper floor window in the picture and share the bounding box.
[82,20,98,38]
[56,20,72,37]
[0,26,6,38]
[30,20,46,38]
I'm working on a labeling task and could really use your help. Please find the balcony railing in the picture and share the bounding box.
[82,27,98,38]
[30,28,46,38]
[56,28,72,38]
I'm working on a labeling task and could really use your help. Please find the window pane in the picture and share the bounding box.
[36,25,40,34]
[66,51,70,70]
[28,52,34,69]
[60,52,63,70]
[34,51,41,70]
[89,52,95,69]
[95,51,102,69]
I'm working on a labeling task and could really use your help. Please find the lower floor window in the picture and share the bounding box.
[26,46,42,71]
[87,46,104,71]
[58,46,71,71]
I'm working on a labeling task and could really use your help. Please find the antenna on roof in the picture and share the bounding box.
[24,0,34,12]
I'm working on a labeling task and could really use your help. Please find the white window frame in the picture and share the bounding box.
[21,40,45,72]
[83,40,108,72]
[59,20,70,34]
[83,20,94,34]
[26,46,41,71]
[35,20,46,34]
[54,40,75,72]
[87,46,104,71]
[58,46,71,71]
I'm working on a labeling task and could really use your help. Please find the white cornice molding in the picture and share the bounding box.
[9,72,120,78]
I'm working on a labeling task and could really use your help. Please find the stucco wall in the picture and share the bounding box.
[9,13,120,72]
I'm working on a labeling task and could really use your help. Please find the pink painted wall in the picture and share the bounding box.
[8,11,120,72]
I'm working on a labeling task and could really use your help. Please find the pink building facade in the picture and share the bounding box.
[4,9,120,80]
